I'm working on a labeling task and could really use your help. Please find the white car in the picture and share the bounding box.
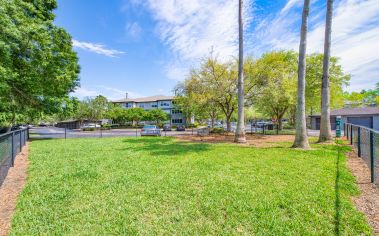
[141,125,161,136]
[83,123,100,128]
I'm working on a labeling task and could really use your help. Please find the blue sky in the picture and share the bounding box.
[54,0,379,100]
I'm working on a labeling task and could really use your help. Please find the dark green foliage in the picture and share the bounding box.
[0,0,80,127]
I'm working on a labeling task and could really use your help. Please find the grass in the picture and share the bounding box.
[11,137,372,235]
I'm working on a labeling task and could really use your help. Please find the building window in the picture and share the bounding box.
[152,104,158,108]
[160,102,170,107]
[139,104,144,108]
[172,119,183,124]
[171,109,182,114]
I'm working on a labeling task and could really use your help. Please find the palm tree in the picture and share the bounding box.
[292,0,310,149]
[235,0,246,143]
[319,0,333,142]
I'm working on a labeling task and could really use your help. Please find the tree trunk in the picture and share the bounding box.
[226,116,232,132]
[278,117,283,130]
[234,0,246,143]
[319,0,333,142]
[292,0,310,149]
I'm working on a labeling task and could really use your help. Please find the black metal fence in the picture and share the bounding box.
[344,123,378,184]
[29,127,196,139]
[246,124,295,135]
[0,128,28,187]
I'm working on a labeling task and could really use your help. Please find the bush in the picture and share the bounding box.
[101,124,111,130]
[186,122,201,128]
[283,123,294,129]
[171,125,177,129]
[82,127,95,131]
[210,127,224,134]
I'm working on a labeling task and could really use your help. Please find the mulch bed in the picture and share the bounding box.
[0,142,29,236]
[347,151,379,234]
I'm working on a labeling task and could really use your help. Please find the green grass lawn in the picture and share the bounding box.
[11,137,371,235]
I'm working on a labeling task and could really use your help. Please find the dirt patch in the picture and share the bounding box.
[347,151,379,234]
[176,134,294,147]
[0,142,30,236]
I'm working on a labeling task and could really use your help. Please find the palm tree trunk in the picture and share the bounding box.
[235,0,246,143]
[292,0,310,149]
[319,0,333,142]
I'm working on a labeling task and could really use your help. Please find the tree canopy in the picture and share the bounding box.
[175,56,238,131]
[0,0,80,128]
[176,50,350,130]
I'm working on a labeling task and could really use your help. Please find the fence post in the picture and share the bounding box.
[11,131,15,167]
[19,131,22,152]
[263,125,265,135]
[344,123,346,137]
[350,125,353,145]
[370,131,375,183]
[65,127,67,139]
[357,127,361,157]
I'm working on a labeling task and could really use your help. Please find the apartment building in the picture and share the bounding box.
[112,95,186,125]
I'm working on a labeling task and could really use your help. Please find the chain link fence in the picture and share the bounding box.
[0,128,28,187]
[345,123,378,185]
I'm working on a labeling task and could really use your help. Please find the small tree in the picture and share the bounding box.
[146,109,169,125]
[106,105,129,125]
[127,108,146,126]
[249,51,297,130]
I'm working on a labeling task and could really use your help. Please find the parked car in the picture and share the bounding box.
[163,124,172,131]
[82,123,100,128]
[141,125,161,136]
[176,125,186,131]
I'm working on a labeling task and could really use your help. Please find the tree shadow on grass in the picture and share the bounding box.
[121,137,212,157]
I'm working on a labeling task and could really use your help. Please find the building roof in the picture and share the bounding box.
[309,107,379,117]
[112,95,174,103]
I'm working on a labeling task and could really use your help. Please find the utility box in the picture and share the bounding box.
[335,116,342,138]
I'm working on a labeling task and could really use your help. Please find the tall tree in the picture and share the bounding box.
[0,0,80,130]
[319,0,334,142]
[235,0,246,143]
[292,0,310,149]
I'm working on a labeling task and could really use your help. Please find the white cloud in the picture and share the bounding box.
[125,22,142,39]
[164,63,189,81]
[72,87,99,98]
[280,0,302,15]
[133,0,253,80]
[72,86,142,100]
[72,39,125,57]
[252,0,379,92]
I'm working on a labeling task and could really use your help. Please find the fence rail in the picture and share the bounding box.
[0,128,29,187]
[344,123,378,184]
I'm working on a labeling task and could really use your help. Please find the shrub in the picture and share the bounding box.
[101,124,111,130]
[82,127,95,131]
[210,127,224,134]
[283,123,294,129]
